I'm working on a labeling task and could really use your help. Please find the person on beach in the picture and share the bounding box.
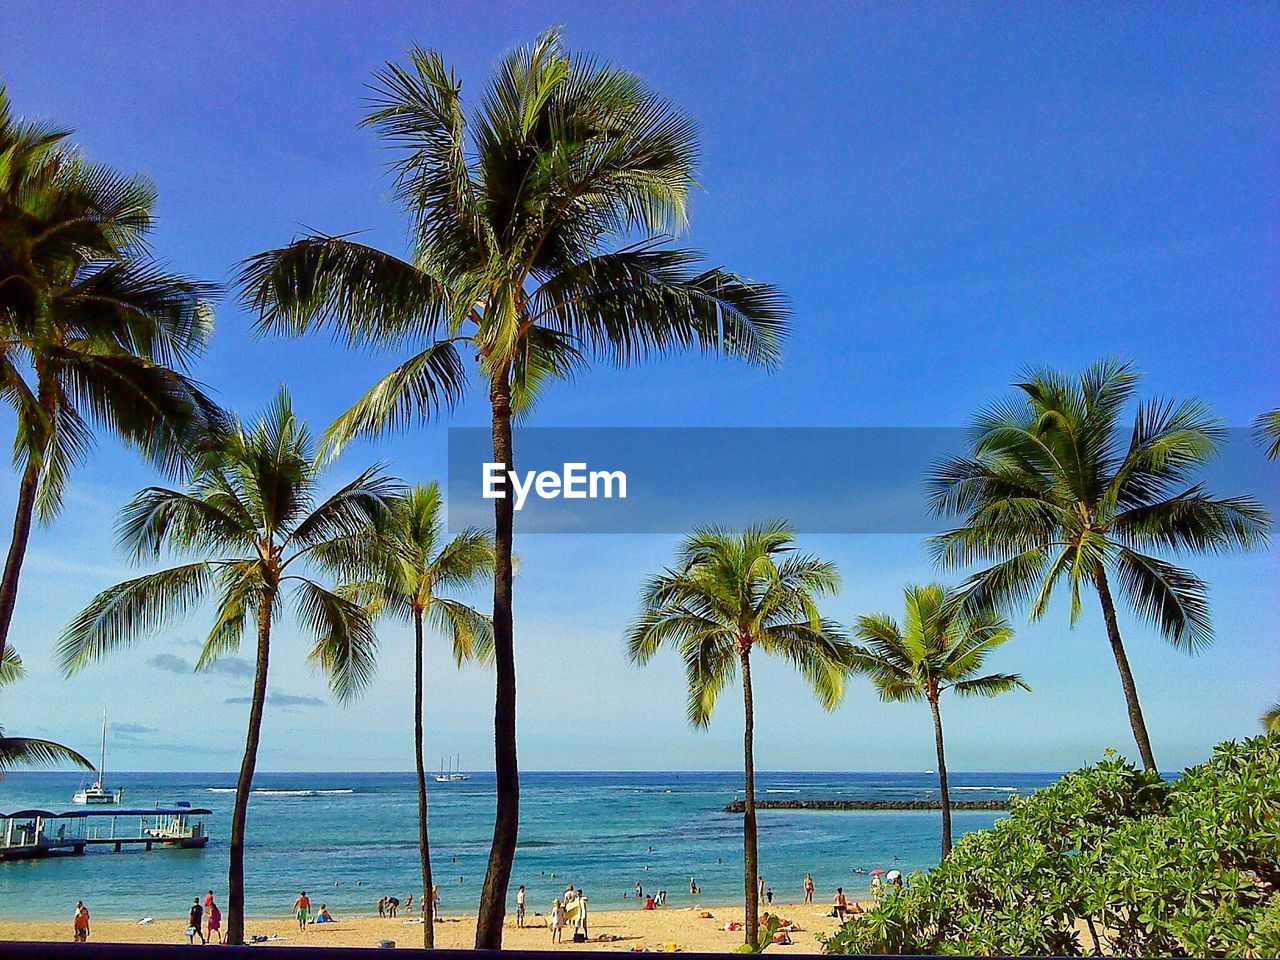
[316,904,334,923]
[293,891,310,932]
[207,899,222,944]
[574,890,589,940]
[386,896,400,917]
[377,896,386,917]
[758,875,765,902]
[870,874,883,900]
[549,899,565,943]
[833,887,849,922]
[765,885,773,905]
[803,874,815,903]
[516,885,527,927]
[73,901,90,943]
[432,885,440,916]
[406,893,414,912]
[187,898,206,944]
[689,877,699,895]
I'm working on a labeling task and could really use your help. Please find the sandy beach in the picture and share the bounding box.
[1,903,848,952]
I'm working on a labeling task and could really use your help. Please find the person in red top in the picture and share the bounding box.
[207,898,223,944]
[73,901,90,942]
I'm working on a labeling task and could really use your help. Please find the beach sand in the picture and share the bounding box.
[1,903,847,952]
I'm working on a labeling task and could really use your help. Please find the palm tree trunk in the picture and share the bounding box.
[1093,565,1158,773]
[227,592,272,946]
[928,695,952,859]
[414,610,435,948]
[476,371,518,949]
[0,456,40,669]
[740,648,759,948]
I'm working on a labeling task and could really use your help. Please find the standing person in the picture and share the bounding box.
[575,890,589,941]
[689,877,699,895]
[406,893,414,913]
[187,898,206,944]
[377,896,386,918]
[73,901,90,943]
[758,875,765,904]
[515,886,526,928]
[386,896,400,917]
[765,885,773,905]
[293,891,311,932]
[550,900,565,944]
[833,888,848,922]
[870,874,883,901]
[432,885,440,916]
[633,881,643,902]
[207,898,223,944]
[803,874,815,903]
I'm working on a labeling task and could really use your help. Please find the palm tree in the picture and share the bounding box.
[1254,410,1280,461]
[929,360,1270,773]
[57,389,397,945]
[0,646,92,773]
[237,32,788,944]
[626,521,850,947]
[0,88,222,669]
[850,583,1028,859]
[1262,704,1280,734]
[332,482,493,947]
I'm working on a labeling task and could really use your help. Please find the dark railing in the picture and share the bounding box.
[0,947,851,960]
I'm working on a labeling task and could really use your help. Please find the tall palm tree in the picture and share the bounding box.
[331,482,493,947]
[0,88,222,669]
[57,389,397,945]
[0,646,92,773]
[929,360,1269,773]
[850,583,1028,859]
[626,521,850,947]
[237,32,788,944]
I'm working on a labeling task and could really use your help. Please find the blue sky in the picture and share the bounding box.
[1,1,1276,773]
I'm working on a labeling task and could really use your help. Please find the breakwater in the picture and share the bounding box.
[722,798,1012,812]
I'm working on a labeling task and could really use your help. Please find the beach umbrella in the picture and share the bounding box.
[869,869,886,876]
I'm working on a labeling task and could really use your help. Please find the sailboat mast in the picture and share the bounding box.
[99,711,107,781]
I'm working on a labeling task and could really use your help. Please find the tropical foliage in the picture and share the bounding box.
[1254,409,1280,461]
[238,31,789,944]
[0,646,91,773]
[929,360,1270,772]
[57,390,397,945]
[824,736,1280,958]
[333,482,493,947]
[0,87,223,669]
[627,521,851,947]
[850,584,1028,858]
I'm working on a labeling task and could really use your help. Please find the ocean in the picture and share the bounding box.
[0,770,1057,921]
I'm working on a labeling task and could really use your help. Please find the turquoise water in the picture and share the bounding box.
[0,771,1055,920]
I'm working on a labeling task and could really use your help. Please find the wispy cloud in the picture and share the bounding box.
[113,722,158,735]
[206,657,254,680]
[147,653,192,674]
[225,691,326,709]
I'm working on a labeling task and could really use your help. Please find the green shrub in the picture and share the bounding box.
[823,736,1280,957]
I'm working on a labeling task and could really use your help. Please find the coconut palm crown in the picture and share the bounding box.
[627,521,851,946]
[929,360,1269,772]
[56,388,399,945]
[238,31,789,945]
[850,583,1028,858]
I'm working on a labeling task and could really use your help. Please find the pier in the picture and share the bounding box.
[0,805,212,861]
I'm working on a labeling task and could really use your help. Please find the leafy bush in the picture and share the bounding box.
[824,736,1280,957]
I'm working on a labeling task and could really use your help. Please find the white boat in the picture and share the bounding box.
[434,754,469,782]
[72,713,121,805]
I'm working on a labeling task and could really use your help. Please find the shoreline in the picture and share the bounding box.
[0,902,853,952]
